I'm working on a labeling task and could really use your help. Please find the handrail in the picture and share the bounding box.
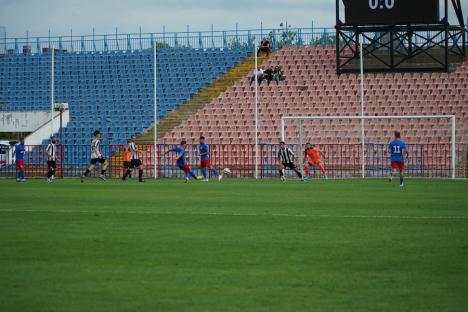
[0,26,351,54]
[2,25,465,55]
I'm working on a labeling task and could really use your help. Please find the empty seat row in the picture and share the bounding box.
[162,46,468,146]
[0,47,251,164]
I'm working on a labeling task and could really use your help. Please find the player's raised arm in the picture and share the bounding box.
[167,149,182,160]
[164,147,176,156]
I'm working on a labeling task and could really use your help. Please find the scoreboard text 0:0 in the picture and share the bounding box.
[343,0,440,26]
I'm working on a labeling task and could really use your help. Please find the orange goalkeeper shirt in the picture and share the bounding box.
[305,147,321,163]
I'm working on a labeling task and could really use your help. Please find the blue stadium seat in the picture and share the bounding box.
[0,47,249,163]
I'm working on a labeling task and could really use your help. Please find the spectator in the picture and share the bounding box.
[264,66,274,85]
[250,67,264,85]
[257,38,271,56]
[273,66,285,85]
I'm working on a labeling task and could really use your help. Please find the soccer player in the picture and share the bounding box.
[198,136,222,182]
[278,141,304,181]
[388,131,409,187]
[304,143,328,180]
[123,141,132,179]
[46,136,57,182]
[122,135,144,182]
[81,130,108,183]
[14,137,26,182]
[165,140,199,183]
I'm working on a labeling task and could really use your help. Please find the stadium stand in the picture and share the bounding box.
[0,47,250,162]
[1,39,466,178]
[161,46,468,145]
[137,52,270,143]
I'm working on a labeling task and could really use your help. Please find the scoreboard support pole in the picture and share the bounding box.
[359,34,365,178]
[452,116,456,180]
[444,0,449,72]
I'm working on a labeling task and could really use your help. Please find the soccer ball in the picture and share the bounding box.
[223,168,231,175]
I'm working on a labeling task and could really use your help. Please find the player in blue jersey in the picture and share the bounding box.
[165,140,200,183]
[388,131,409,187]
[198,136,222,182]
[14,137,26,182]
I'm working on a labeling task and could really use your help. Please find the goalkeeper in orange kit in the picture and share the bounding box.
[304,143,328,180]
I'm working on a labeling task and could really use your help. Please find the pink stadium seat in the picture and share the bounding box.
[162,46,468,145]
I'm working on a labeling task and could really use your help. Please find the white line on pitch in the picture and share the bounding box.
[0,209,468,220]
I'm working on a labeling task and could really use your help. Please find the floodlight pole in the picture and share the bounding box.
[359,34,365,178]
[451,116,456,179]
[50,47,55,138]
[254,41,259,179]
[153,46,158,179]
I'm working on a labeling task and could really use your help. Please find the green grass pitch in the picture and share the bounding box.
[0,178,467,311]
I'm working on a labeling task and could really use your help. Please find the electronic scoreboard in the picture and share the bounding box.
[343,0,440,26]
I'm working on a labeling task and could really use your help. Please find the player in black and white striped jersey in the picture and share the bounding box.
[81,130,108,183]
[46,136,57,183]
[122,135,144,182]
[278,141,304,182]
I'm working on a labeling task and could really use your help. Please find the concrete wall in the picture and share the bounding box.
[25,109,69,145]
[0,111,62,132]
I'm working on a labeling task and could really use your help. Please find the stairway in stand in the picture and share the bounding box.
[136,52,272,144]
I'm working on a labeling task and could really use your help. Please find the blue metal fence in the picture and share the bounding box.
[1,27,336,55]
[3,25,466,55]
[1,143,466,179]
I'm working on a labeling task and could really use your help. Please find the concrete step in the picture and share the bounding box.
[136,52,271,144]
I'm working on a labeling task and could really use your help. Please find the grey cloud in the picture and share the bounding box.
[0,0,465,38]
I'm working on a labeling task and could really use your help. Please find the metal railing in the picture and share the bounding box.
[1,27,336,55]
[1,143,466,179]
[2,25,466,55]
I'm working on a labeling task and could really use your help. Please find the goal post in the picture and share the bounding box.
[280,115,456,179]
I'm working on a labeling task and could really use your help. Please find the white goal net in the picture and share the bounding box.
[280,115,457,179]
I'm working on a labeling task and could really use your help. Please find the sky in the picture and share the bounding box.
[0,0,466,38]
